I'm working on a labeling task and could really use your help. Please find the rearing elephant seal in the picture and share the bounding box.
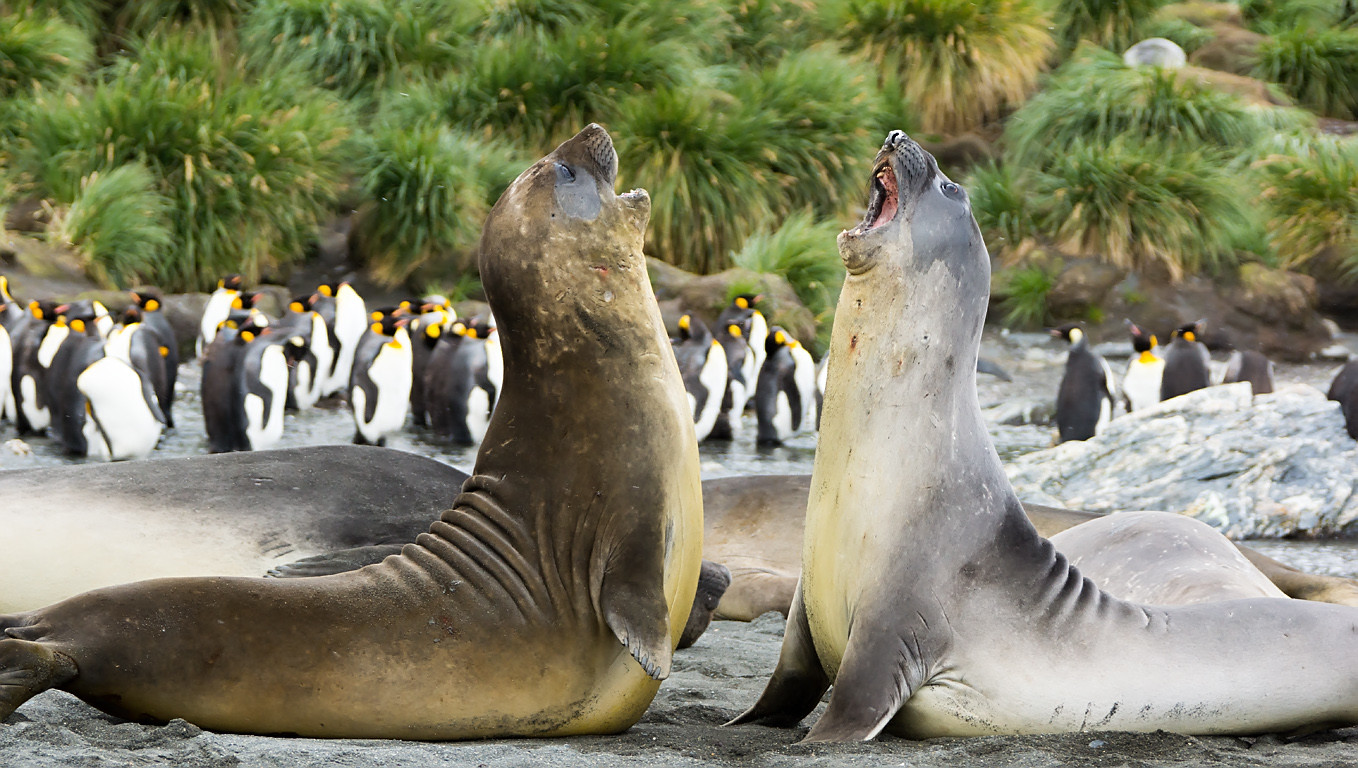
[733,131,1358,741]
[0,124,704,739]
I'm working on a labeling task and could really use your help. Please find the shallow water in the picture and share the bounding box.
[2,350,1354,578]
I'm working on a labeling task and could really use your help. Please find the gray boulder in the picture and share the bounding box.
[1124,38,1188,69]
[1006,383,1358,538]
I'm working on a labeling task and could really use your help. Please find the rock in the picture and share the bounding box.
[1188,26,1264,76]
[160,293,210,359]
[1179,65,1290,107]
[1123,38,1187,69]
[1156,2,1243,28]
[1005,383,1358,538]
[1045,257,1126,319]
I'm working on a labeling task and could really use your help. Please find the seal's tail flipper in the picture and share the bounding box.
[266,544,406,578]
[0,638,78,721]
[727,582,829,728]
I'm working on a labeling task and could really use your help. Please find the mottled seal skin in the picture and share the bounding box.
[0,125,704,739]
[732,131,1358,742]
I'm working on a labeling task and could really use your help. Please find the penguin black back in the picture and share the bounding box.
[125,295,178,427]
[754,327,804,446]
[1160,319,1211,401]
[1051,323,1114,443]
[1222,349,1274,396]
[1328,360,1358,440]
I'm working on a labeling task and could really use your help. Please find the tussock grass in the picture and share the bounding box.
[1253,135,1358,275]
[722,0,816,65]
[1036,138,1248,280]
[731,210,845,338]
[1253,27,1358,120]
[0,10,92,99]
[822,0,1054,133]
[48,163,173,288]
[992,262,1058,328]
[1142,16,1216,54]
[966,161,1038,259]
[8,30,353,291]
[1052,0,1170,53]
[241,0,461,99]
[1005,48,1265,166]
[356,124,525,286]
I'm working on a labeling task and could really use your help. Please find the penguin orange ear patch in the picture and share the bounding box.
[241,331,255,342]
[159,346,170,357]
[736,297,748,309]
[145,299,160,312]
[774,331,786,345]
[231,298,243,309]
[679,315,691,331]
[426,324,441,339]
[370,322,382,335]
[1184,331,1196,342]
[289,302,304,313]
[728,324,742,337]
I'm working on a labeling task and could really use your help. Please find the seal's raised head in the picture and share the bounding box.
[840,131,987,303]
[480,124,652,358]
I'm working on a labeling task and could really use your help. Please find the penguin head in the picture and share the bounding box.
[232,290,263,311]
[420,294,452,312]
[122,305,144,326]
[316,283,336,298]
[1124,319,1156,353]
[287,294,316,314]
[283,335,309,364]
[1172,319,1206,343]
[233,316,270,344]
[463,317,495,340]
[219,274,244,291]
[30,300,59,321]
[131,289,163,313]
[732,293,762,312]
[766,327,794,356]
[369,314,405,338]
[419,316,445,346]
[1049,323,1085,346]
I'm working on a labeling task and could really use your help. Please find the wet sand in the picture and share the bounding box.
[3,614,1355,767]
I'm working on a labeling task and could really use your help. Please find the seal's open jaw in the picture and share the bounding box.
[864,158,899,231]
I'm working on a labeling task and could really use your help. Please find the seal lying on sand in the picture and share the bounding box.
[733,131,1358,740]
[0,124,704,739]
[701,475,1358,621]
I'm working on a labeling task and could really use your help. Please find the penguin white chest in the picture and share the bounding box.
[78,357,163,461]
[245,345,289,450]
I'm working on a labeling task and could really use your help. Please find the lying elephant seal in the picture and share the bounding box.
[0,124,705,738]
[701,475,1358,621]
[733,131,1358,741]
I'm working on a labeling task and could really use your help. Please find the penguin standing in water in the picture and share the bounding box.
[79,321,166,461]
[754,326,817,446]
[671,313,728,442]
[42,308,107,456]
[425,317,498,446]
[197,273,243,358]
[720,294,768,402]
[320,281,367,397]
[201,322,253,453]
[1051,323,1116,443]
[11,300,60,434]
[128,289,179,426]
[1160,319,1211,402]
[408,306,451,427]
[1222,349,1275,395]
[350,314,413,446]
[1121,319,1165,413]
[1327,360,1358,440]
[238,326,299,452]
[708,319,751,440]
[119,304,175,428]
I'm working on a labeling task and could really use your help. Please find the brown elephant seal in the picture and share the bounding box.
[0,124,704,739]
[701,475,1358,620]
[732,131,1358,741]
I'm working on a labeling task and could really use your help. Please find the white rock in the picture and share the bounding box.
[1123,38,1187,69]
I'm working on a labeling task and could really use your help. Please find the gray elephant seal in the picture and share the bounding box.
[0,124,704,738]
[733,131,1358,741]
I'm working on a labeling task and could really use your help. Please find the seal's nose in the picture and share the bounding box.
[884,130,908,149]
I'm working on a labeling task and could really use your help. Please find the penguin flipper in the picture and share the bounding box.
[266,544,405,578]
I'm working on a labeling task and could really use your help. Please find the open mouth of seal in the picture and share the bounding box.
[862,160,898,231]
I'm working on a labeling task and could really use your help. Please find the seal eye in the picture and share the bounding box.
[941,181,960,197]
[556,163,576,184]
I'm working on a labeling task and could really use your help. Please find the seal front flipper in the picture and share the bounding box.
[0,636,78,720]
[266,544,406,578]
[601,566,673,680]
[801,615,924,743]
[728,583,829,728]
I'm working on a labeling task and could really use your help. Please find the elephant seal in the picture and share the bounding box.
[0,124,705,739]
[701,475,1358,621]
[733,131,1358,741]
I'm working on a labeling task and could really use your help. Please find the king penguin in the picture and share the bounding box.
[1160,319,1211,402]
[119,305,175,429]
[408,305,451,427]
[237,324,296,452]
[201,322,252,453]
[79,320,166,461]
[129,289,179,426]
[1051,323,1116,443]
[754,326,817,446]
[274,294,331,411]
[1222,349,1275,395]
[12,300,60,434]
[671,313,728,442]
[708,318,751,440]
[425,317,498,446]
[350,313,413,447]
[0,276,18,422]
[197,273,244,358]
[321,281,367,397]
[42,308,107,456]
[1327,360,1358,440]
[1121,319,1165,412]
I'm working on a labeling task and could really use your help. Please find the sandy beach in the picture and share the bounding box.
[3,613,1355,767]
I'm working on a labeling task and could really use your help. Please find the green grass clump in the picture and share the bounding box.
[48,163,173,288]
[1036,138,1248,280]
[1051,0,1170,53]
[731,210,845,337]
[722,0,816,65]
[613,87,770,274]
[356,124,525,286]
[0,11,92,99]
[1253,136,1358,274]
[966,161,1037,258]
[1005,48,1264,166]
[241,0,460,99]
[992,262,1058,328]
[1253,27,1358,120]
[114,0,253,37]
[1240,0,1349,32]
[1142,16,1215,54]
[8,31,353,291]
[821,0,1054,133]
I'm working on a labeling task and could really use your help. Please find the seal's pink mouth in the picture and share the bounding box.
[865,161,898,230]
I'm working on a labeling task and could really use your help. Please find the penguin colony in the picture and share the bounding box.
[1050,318,1308,445]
